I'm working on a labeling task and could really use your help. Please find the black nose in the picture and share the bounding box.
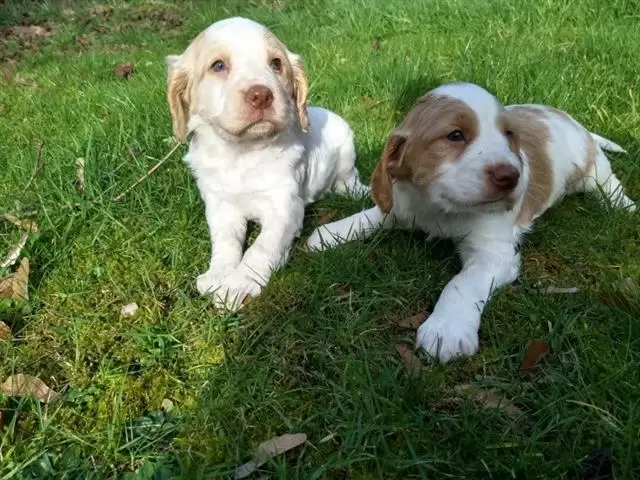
[245,84,273,110]
[487,163,520,191]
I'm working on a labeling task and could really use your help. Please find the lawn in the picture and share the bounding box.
[1,0,640,478]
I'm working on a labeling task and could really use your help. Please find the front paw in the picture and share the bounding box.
[416,311,480,363]
[210,272,262,312]
[306,227,337,252]
[196,270,227,295]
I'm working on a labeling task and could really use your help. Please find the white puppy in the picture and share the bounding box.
[166,17,368,310]
[307,82,635,363]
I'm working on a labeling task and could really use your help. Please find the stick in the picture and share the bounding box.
[22,140,44,194]
[112,142,181,202]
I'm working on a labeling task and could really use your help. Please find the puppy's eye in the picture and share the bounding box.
[446,130,465,142]
[269,58,282,73]
[211,60,225,72]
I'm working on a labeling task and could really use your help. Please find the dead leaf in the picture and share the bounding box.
[75,157,86,192]
[395,343,426,377]
[317,209,337,226]
[334,285,352,301]
[120,302,138,316]
[1,214,38,233]
[0,232,28,268]
[161,398,174,412]
[114,63,134,79]
[234,433,307,479]
[519,339,550,378]
[1,374,56,403]
[454,384,524,418]
[397,312,427,330]
[0,321,11,341]
[0,258,29,300]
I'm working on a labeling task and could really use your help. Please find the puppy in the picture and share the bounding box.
[166,17,368,310]
[307,82,635,363]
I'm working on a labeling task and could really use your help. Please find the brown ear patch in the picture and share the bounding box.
[167,68,190,143]
[290,54,309,132]
[506,107,553,226]
[371,133,408,213]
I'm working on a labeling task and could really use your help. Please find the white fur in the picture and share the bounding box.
[307,82,635,363]
[172,18,368,310]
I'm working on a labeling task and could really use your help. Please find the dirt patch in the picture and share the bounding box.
[0,23,55,67]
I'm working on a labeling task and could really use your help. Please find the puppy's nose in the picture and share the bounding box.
[487,163,520,191]
[245,84,273,110]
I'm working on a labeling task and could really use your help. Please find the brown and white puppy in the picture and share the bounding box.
[167,17,368,310]
[307,82,635,363]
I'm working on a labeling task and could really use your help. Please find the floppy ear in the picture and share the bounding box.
[371,132,409,214]
[166,55,191,143]
[288,52,309,132]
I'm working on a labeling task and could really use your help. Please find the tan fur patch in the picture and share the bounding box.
[370,93,479,212]
[566,134,597,191]
[506,107,554,226]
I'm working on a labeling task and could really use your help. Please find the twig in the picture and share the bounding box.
[23,140,44,194]
[112,142,181,202]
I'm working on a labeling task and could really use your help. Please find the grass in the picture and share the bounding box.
[1,0,640,477]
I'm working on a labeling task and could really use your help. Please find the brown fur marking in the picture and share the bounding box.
[370,94,479,212]
[506,106,554,226]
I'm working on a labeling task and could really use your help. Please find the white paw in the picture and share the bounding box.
[196,270,227,295]
[416,312,480,363]
[210,272,262,312]
[306,227,341,252]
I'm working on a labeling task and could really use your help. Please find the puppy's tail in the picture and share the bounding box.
[591,133,627,154]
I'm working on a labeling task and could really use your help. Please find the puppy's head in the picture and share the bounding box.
[372,82,525,214]
[166,17,309,143]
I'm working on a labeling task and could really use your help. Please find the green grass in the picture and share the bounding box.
[1,0,640,478]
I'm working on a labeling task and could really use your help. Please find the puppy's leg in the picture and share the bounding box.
[331,135,370,198]
[306,206,388,251]
[578,149,636,211]
[416,240,520,363]
[213,197,305,310]
[197,199,247,295]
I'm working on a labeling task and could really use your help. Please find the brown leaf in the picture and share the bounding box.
[317,209,337,226]
[395,343,426,377]
[519,339,550,378]
[0,321,11,341]
[1,374,57,403]
[0,257,29,300]
[75,157,86,192]
[234,433,307,479]
[1,214,38,233]
[454,384,524,418]
[114,63,134,79]
[397,312,427,330]
[334,285,352,301]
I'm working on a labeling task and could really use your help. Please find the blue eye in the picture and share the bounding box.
[211,60,225,72]
[446,130,465,142]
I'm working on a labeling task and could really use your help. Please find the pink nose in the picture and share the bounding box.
[486,163,520,192]
[245,84,273,110]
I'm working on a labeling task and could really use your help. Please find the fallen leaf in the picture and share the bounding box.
[75,157,86,192]
[519,339,550,378]
[234,433,307,479]
[395,343,426,377]
[0,232,29,268]
[0,321,11,341]
[397,312,427,330]
[1,213,38,233]
[0,257,29,300]
[317,209,337,226]
[334,285,352,301]
[454,384,524,418]
[1,374,57,403]
[120,302,138,316]
[114,63,134,79]
[161,398,174,412]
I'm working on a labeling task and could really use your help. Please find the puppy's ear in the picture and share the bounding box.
[371,131,410,213]
[166,55,190,143]
[288,52,309,132]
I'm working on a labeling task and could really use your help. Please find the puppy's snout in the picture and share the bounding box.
[486,163,520,192]
[245,84,273,110]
